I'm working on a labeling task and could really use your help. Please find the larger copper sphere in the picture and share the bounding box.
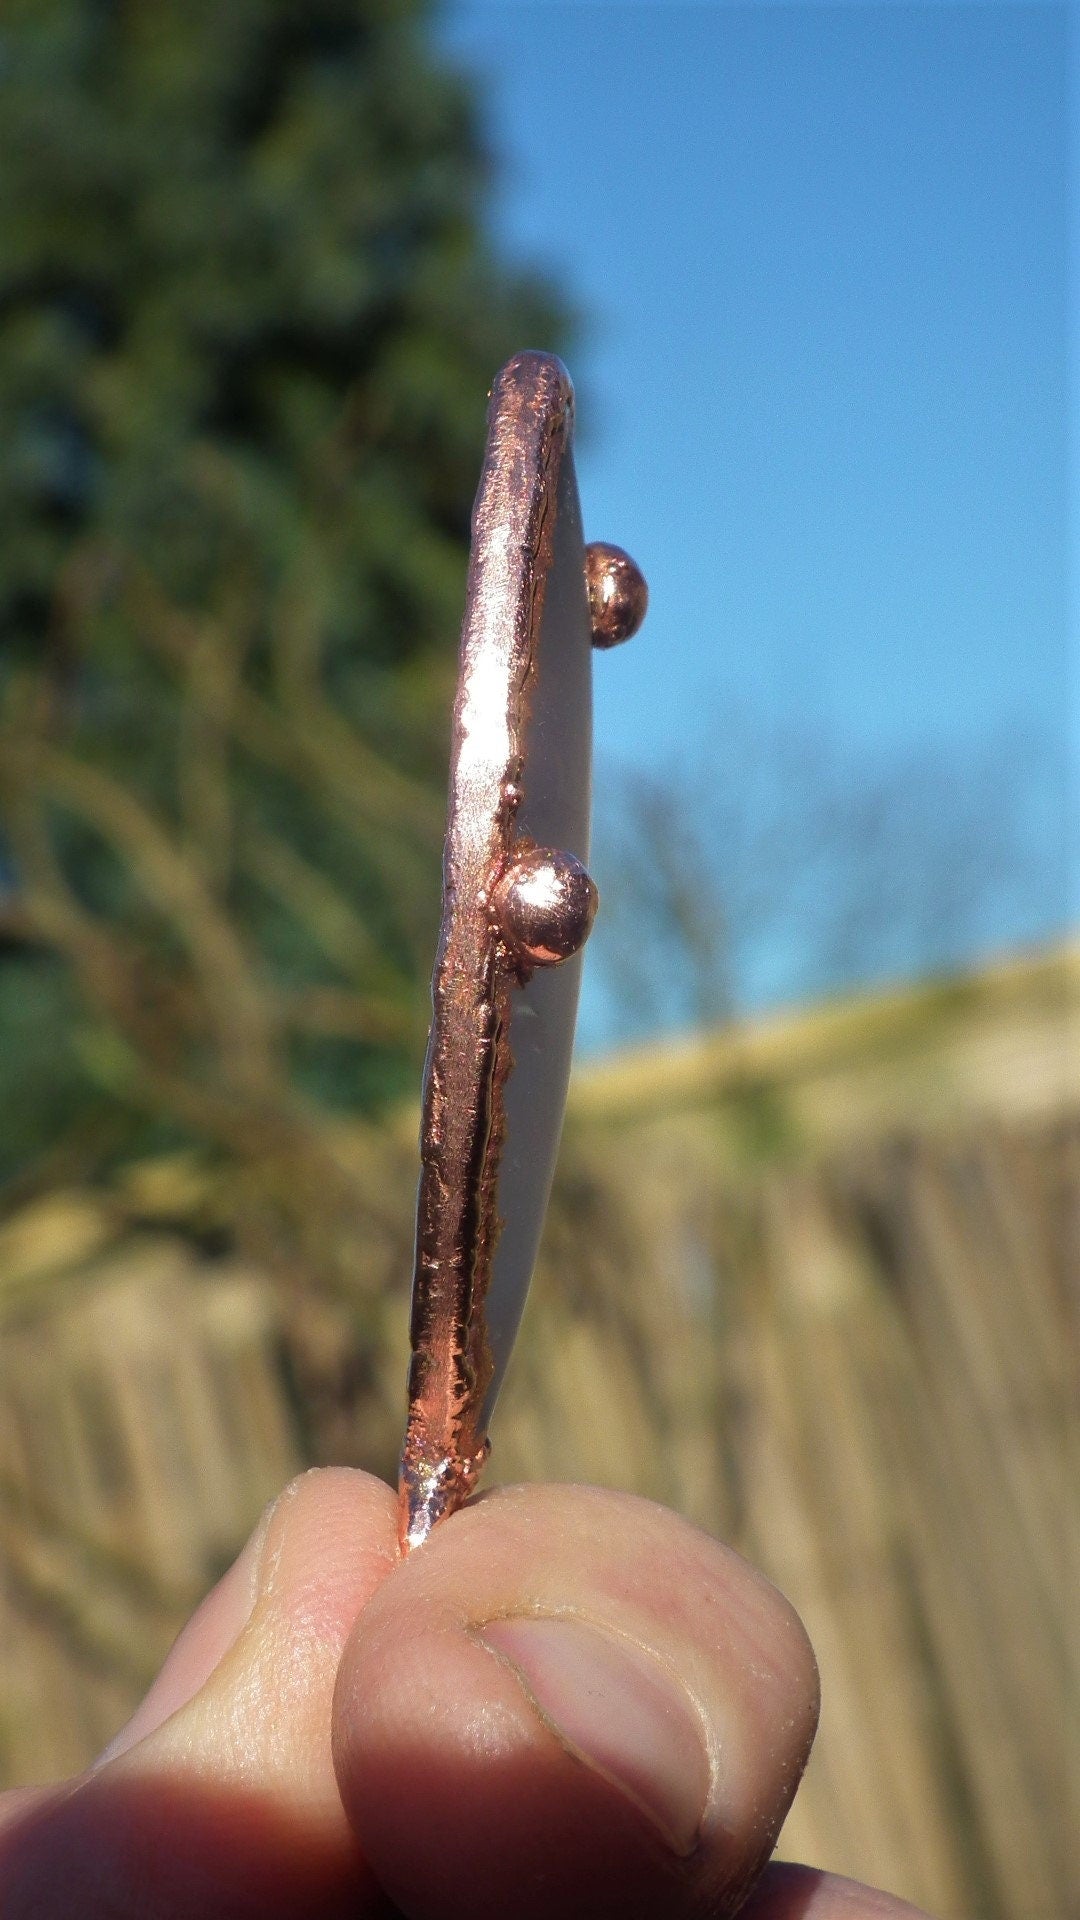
[585,542,648,648]
[492,846,598,967]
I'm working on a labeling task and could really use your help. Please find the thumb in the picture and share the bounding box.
[0,1469,399,1918]
[333,1483,820,1920]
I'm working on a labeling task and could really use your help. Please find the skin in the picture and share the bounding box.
[0,1470,933,1919]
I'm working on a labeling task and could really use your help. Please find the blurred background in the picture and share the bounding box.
[0,2,1072,1915]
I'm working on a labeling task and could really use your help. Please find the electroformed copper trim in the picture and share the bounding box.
[398,353,577,1552]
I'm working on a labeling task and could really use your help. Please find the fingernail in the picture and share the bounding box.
[476,1615,710,1855]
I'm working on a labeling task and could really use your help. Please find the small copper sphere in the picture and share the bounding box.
[492,846,598,967]
[584,542,648,649]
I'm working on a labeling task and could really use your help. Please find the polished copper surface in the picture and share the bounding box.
[398,355,647,1554]
[399,353,577,1552]
[493,846,598,968]
[585,541,649,649]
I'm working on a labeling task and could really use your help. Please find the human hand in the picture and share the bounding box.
[0,1470,931,1918]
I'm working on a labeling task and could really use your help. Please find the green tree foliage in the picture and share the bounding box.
[0,0,569,1195]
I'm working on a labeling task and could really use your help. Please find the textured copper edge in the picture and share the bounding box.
[398,353,574,1553]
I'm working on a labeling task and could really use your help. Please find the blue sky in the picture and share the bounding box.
[439,2,1071,1044]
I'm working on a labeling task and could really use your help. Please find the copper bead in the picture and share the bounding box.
[493,847,598,967]
[585,542,648,649]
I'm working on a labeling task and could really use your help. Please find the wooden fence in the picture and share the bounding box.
[0,946,1075,1916]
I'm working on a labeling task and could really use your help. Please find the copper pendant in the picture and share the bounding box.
[398,353,647,1552]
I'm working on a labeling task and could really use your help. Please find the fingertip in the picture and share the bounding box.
[134,1467,398,1787]
[741,1863,935,1918]
[95,1513,267,1769]
[334,1610,695,1920]
[9,1470,403,1918]
[334,1482,821,1920]
[99,1467,398,1774]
